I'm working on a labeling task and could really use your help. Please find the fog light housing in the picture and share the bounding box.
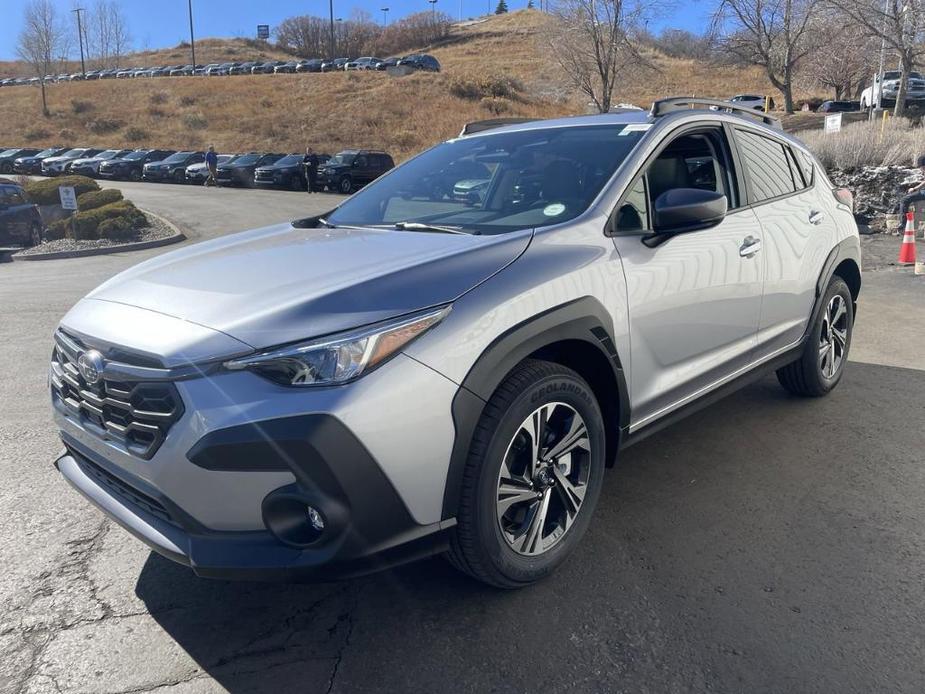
[307,506,325,531]
[261,487,346,548]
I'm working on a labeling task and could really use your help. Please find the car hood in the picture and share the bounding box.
[85,222,531,350]
[71,157,101,166]
[42,156,70,165]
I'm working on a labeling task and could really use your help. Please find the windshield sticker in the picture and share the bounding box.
[543,203,566,217]
[620,123,652,135]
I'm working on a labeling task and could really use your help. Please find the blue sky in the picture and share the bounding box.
[0,0,712,60]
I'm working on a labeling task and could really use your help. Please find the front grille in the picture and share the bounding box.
[51,331,184,459]
[72,449,177,525]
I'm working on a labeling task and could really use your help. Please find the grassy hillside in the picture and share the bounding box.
[0,11,821,161]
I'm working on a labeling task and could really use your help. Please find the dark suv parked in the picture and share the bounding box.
[254,153,329,190]
[0,148,41,173]
[143,151,206,183]
[99,149,175,181]
[0,182,43,247]
[398,54,441,72]
[317,150,395,193]
[215,152,283,187]
[13,147,69,175]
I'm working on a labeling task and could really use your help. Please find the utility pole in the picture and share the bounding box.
[428,0,438,21]
[329,0,335,58]
[874,0,888,112]
[72,8,86,77]
[381,6,389,24]
[187,0,196,68]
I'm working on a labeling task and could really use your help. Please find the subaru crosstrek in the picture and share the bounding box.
[51,99,861,587]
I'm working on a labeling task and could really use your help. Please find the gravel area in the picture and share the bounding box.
[829,165,922,220]
[16,212,175,257]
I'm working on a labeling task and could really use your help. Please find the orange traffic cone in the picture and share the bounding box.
[899,209,917,265]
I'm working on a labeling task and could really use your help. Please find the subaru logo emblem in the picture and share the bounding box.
[77,350,105,385]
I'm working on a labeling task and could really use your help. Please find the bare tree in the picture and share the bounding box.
[86,0,132,69]
[275,15,331,58]
[549,0,654,113]
[712,0,819,113]
[16,0,67,116]
[802,13,876,99]
[825,0,925,116]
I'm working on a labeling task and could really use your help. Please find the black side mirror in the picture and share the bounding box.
[652,188,727,234]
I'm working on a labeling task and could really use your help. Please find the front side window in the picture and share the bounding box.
[735,129,797,203]
[325,124,647,235]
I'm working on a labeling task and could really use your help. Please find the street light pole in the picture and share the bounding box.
[329,0,336,59]
[71,8,86,77]
[381,6,389,24]
[187,0,196,69]
[428,0,438,21]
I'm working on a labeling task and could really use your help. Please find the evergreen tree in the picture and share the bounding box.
[495,0,508,13]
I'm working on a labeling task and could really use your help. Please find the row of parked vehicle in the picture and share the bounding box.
[0,146,396,194]
[0,54,440,87]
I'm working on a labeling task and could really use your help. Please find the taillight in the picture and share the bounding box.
[833,187,853,211]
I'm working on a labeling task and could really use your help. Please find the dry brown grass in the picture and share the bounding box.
[0,11,827,161]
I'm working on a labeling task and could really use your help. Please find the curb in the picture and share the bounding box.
[12,209,186,262]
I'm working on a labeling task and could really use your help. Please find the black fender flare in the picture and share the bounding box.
[806,236,861,341]
[441,296,630,520]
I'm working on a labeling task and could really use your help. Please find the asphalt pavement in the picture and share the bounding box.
[1,181,923,694]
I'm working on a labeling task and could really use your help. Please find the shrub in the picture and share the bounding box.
[149,91,169,104]
[71,99,94,114]
[450,75,522,101]
[481,96,512,114]
[182,113,208,130]
[58,128,76,141]
[86,118,123,134]
[24,128,51,141]
[125,126,149,142]
[46,218,69,241]
[800,119,925,170]
[98,216,136,241]
[69,200,147,240]
[23,175,99,206]
[179,95,197,107]
[76,188,123,211]
[148,106,166,119]
[260,97,274,109]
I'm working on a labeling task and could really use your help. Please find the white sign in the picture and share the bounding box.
[58,186,78,211]
[824,113,843,134]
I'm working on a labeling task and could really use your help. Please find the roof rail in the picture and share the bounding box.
[459,118,538,136]
[650,97,782,130]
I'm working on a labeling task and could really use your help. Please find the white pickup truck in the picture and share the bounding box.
[860,70,925,109]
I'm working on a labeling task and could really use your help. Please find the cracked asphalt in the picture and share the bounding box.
[1,182,924,693]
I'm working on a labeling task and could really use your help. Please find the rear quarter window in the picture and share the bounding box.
[735,129,798,203]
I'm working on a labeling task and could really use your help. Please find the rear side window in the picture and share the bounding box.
[795,149,815,186]
[735,129,797,203]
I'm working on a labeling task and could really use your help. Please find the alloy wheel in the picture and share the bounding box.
[496,402,591,556]
[819,294,849,379]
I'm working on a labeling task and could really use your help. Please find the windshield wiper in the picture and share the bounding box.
[393,221,476,235]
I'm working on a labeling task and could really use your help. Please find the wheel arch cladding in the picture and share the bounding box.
[833,258,861,302]
[442,297,629,520]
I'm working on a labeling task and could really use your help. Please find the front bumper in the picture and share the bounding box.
[142,169,170,181]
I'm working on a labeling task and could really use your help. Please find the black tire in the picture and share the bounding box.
[338,176,353,194]
[777,276,854,397]
[173,169,185,184]
[1,163,11,174]
[129,169,141,182]
[29,223,43,247]
[290,175,303,191]
[447,359,606,588]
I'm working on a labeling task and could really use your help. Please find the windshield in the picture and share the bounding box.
[273,154,303,166]
[96,150,122,159]
[163,152,193,163]
[329,152,356,166]
[123,151,148,160]
[232,154,260,165]
[0,149,16,157]
[62,149,85,158]
[35,148,58,157]
[325,124,647,235]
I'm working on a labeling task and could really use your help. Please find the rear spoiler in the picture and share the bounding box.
[459,118,538,136]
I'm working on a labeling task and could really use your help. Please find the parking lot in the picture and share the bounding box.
[1,181,924,693]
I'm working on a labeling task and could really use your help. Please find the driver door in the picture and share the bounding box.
[611,125,765,431]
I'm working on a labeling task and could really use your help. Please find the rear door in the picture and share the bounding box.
[611,123,765,430]
[731,128,839,358]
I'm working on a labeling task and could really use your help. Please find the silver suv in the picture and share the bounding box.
[51,99,861,588]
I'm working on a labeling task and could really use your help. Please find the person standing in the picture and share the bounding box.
[204,145,218,187]
[895,154,925,232]
[303,147,319,193]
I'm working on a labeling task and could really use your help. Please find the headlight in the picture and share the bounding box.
[224,306,450,386]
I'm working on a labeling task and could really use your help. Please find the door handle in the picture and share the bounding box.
[739,235,761,257]
[808,210,825,225]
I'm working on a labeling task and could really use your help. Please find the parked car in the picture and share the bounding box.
[12,147,69,175]
[295,59,323,73]
[817,100,860,113]
[215,152,283,187]
[142,151,206,183]
[0,182,43,247]
[46,101,861,587]
[68,149,133,178]
[274,61,300,74]
[860,70,925,109]
[230,62,258,75]
[725,94,774,111]
[185,154,236,184]
[316,149,395,194]
[99,149,176,181]
[41,148,103,176]
[254,153,330,190]
[201,63,222,76]
[397,54,441,72]
[345,57,383,71]
[320,58,350,72]
[253,61,287,74]
[0,148,41,174]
